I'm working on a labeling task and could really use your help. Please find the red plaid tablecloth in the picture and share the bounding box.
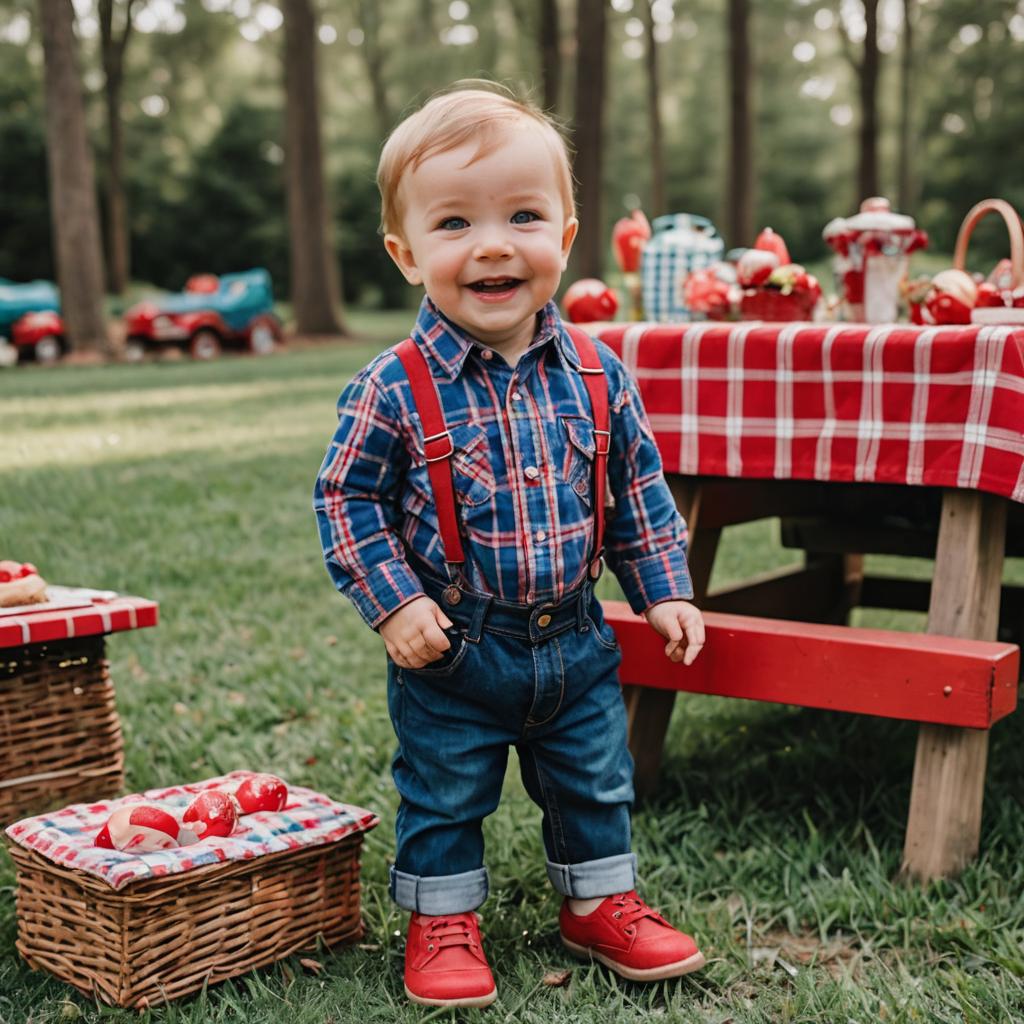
[0,591,158,648]
[596,322,1024,503]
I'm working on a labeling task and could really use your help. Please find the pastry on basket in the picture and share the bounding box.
[0,562,47,607]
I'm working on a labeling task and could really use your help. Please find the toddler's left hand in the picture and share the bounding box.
[644,600,705,665]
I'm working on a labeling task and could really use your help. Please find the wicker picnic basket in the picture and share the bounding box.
[0,636,124,823]
[954,198,1024,324]
[6,829,368,1009]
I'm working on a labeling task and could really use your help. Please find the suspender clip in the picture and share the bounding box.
[423,430,454,462]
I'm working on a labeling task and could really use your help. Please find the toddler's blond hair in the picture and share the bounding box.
[377,81,575,237]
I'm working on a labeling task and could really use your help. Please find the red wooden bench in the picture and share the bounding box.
[603,602,1019,728]
[603,601,1020,870]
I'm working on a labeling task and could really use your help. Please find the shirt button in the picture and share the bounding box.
[524,466,540,480]
[574,478,588,496]
[535,530,547,542]
[481,349,493,361]
[512,391,523,401]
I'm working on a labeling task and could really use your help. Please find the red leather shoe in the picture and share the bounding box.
[404,911,497,1008]
[559,891,706,982]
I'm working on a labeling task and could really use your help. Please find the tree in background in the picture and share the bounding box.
[354,0,392,141]
[641,0,666,218]
[572,0,607,279]
[99,0,137,295]
[726,0,753,247]
[282,0,345,336]
[897,0,915,211]
[839,0,881,203]
[539,0,561,113]
[37,0,108,355]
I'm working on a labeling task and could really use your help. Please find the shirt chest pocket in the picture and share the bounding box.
[560,415,595,508]
[447,422,496,508]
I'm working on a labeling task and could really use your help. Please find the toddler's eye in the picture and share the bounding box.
[439,217,468,231]
[511,211,540,224]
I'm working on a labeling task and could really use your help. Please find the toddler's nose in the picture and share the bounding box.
[473,231,514,260]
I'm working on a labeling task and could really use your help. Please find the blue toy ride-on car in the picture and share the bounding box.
[0,278,66,365]
[123,269,282,361]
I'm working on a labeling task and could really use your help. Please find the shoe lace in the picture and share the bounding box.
[608,892,663,930]
[423,913,479,953]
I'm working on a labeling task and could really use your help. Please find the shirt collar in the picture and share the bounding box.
[410,296,581,381]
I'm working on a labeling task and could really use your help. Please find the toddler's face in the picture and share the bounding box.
[385,124,578,355]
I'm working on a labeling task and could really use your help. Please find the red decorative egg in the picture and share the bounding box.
[182,790,239,839]
[754,227,790,266]
[94,804,188,852]
[737,248,779,287]
[563,279,620,323]
[234,774,288,814]
[611,210,651,273]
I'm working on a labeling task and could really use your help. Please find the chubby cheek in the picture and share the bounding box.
[421,248,469,296]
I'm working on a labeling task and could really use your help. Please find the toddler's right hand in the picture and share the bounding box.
[379,596,454,669]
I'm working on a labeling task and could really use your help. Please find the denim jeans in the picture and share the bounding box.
[386,575,637,915]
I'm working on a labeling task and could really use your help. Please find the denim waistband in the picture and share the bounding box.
[418,571,594,645]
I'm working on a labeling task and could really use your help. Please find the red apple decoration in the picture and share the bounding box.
[94,804,191,852]
[737,249,779,287]
[182,790,239,839]
[562,278,619,323]
[234,774,288,814]
[611,210,651,273]
[924,269,978,325]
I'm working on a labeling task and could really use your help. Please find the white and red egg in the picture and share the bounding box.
[234,774,288,814]
[94,804,195,852]
[182,790,239,839]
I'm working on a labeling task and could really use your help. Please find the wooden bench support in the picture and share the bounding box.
[902,490,1008,881]
[606,603,1019,729]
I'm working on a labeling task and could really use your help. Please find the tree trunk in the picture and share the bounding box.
[897,0,914,211]
[356,0,392,141]
[642,0,665,218]
[726,0,753,247]
[38,0,108,355]
[282,0,345,336]
[99,0,133,295]
[539,0,560,114]
[858,0,880,202]
[571,0,607,280]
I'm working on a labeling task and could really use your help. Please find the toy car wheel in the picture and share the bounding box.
[189,329,222,361]
[33,335,63,365]
[248,321,276,355]
[123,340,146,363]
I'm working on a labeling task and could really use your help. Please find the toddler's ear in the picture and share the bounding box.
[384,234,423,286]
[560,217,580,270]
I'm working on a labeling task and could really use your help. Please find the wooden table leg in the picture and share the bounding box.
[901,490,1008,881]
[624,477,721,800]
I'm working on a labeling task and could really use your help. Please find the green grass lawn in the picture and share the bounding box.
[1,318,1023,1023]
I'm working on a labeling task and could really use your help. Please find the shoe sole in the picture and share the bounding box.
[404,984,498,1008]
[561,937,706,982]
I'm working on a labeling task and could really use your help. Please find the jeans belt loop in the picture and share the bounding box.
[466,591,491,643]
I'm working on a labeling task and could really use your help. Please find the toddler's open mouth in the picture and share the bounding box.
[467,278,522,294]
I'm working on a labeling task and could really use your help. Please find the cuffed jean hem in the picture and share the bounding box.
[389,865,489,914]
[545,852,637,898]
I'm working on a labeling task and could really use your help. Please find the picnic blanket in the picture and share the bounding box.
[5,771,379,890]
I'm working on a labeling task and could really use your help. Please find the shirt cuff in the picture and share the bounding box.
[615,549,694,614]
[346,558,426,629]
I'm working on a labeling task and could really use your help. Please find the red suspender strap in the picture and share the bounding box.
[394,338,466,566]
[565,325,610,578]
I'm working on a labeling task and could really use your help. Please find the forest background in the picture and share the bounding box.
[2,0,1024,327]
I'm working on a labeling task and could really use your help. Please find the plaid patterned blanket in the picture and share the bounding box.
[597,322,1024,503]
[5,771,378,890]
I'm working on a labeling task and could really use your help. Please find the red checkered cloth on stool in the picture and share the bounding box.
[5,771,379,890]
[596,322,1024,502]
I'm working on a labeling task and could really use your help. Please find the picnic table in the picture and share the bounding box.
[595,320,1024,881]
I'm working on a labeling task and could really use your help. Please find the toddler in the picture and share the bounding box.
[314,82,705,1009]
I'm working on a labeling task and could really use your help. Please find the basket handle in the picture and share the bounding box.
[953,198,1024,288]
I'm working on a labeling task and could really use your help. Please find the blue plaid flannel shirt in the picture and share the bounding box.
[314,298,693,628]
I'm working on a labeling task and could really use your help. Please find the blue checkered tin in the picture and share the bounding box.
[641,214,725,322]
